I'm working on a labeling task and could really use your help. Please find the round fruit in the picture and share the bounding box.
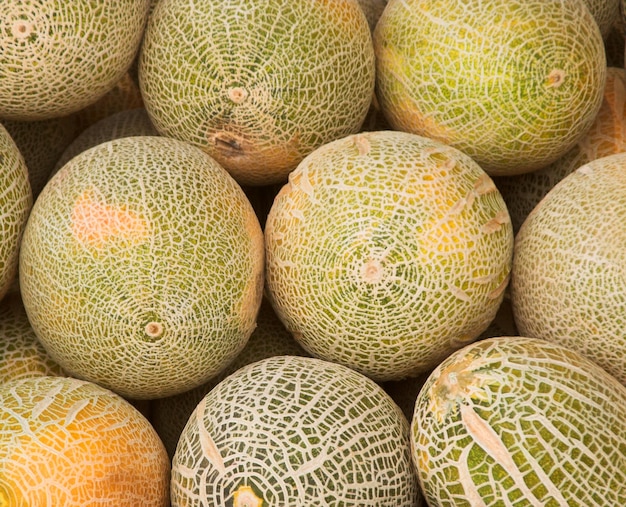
[357,0,388,31]
[0,124,32,302]
[584,0,621,39]
[265,130,513,381]
[19,136,264,399]
[495,66,626,233]
[0,375,170,506]
[0,1,150,121]
[170,355,421,506]
[511,153,626,385]
[139,0,375,186]
[412,336,626,506]
[374,0,607,175]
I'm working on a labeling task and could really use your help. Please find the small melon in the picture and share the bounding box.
[170,355,421,506]
[511,152,626,385]
[139,0,375,185]
[374,0,607,175]
[0,375,170,506]
[0,1,150,121]
[412,336,626,506]
[19,136,264,399]
[265,130,513,381]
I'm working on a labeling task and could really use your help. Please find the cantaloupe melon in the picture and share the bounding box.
[511,153,626,385]
[0,375,170,506]
[139,0,375,186]
[374,0,607,175]
[412,336,626,506]
[0,1,150,121]
[170,355,421,506]
[265,130,513,381]
[584,0,621,39]
[495,66,626,233]
[19,136,264,399]
[0,125,32,302]
[0,294,64,383]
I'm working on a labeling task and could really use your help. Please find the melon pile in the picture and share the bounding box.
[0,0,625,505]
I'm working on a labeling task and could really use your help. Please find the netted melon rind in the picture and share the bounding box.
[0,1,150,121]
[265,130,513,381]
[374,0,607,175]
[139,0,375,186]
[19,136,264,399]
[0,375,170,506]
[511,153,626,385]
[584,0,621,39]
[171,355,421,506]
[412,336,626,506]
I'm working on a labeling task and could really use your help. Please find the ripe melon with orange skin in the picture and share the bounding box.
[265,130,513,381]
[19,136,264,399]
[374,0,607,175]
[0,375,170,506]
[0,1,150,121]
[139,0,375,186]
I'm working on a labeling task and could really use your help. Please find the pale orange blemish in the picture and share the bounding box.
[71,190,149,248]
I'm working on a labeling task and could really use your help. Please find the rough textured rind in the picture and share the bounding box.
[495,67,626,233]
[0,375,170,506]
[412,336,626,506]
[19,136,264,399]
[171,355,421,506]
[139,0,375,186]
[374,0,607,175]
[584,0,621,39]
[265,130,513,381]
[511,153,626,385]
[0,1,150,121]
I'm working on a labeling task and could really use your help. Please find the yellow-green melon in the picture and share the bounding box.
[374,0,607,175]
[265,130,513,381]
[139,0,375,186]
[171,355,421,506]
[0,375,170,506]
[412,336,626,506]
[151,297,309,458]
[495,66,626,233]
[0,294,64,383]
[511,153,626,385]
[19,136,264,399]
[0,125,33,302]
[584,0,621,39]
[0,1,150,121]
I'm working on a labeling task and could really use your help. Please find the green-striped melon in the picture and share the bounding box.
[0,1,150,121]
[19,136,264,399]
[511,152,626,385]
[139,0,375,186]
[412,336,626,506]
[0,375,169,506]
[373,0,607,175]
[170,355,421,506]
[265,130,513,381]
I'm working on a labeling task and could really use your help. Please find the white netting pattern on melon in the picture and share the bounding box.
[512,153,626,385]
[265,131,513,381]
[0,1,150,121]
[171,355,420,506]
[412,337,626,506]
[0,376,169,506]
[139,0,375,185]
[19,136,264,399]
[374,0,607,175]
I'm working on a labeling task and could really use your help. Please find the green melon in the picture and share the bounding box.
[0,375,170,506]
[374,0,607,175]
[139,0,375,186]
[412,336,626,506]
[19,136,264,399]
[511,152,626,385]
[265,130,513,381]
[170,355,421,506]
[495,66,626,233]
[0,1,150,121]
